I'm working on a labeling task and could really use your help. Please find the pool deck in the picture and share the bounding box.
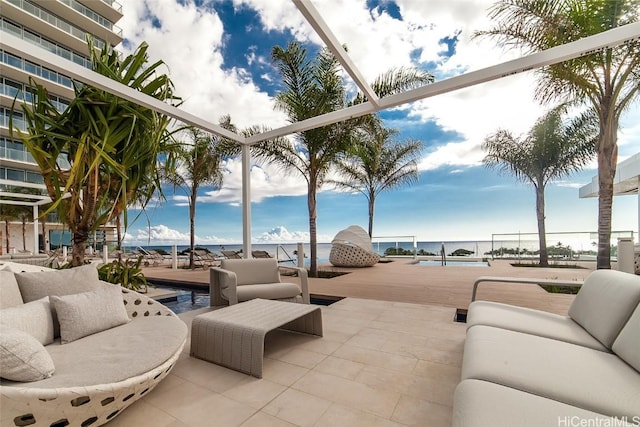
[142,257,595,315]
[105,258,598,426]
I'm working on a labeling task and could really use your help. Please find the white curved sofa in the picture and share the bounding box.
[454,270,640,426]
[0,263,187,427]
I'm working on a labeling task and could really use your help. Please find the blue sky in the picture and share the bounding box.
[118,0,639,245]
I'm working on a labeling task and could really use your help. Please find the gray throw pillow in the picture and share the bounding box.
[0,270,24,309]
[50,284,130,344]
[15,264,103,303]
[0,297,54,345]
[0,324,55,382]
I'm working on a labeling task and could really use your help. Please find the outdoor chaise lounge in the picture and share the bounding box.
[453,269,640,426]
[210,258,310,306]
[329,225,380,267]
[0,263,187,427]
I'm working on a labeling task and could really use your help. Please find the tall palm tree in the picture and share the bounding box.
[330,119,422,237]
[164,125,231,269]
[256,41,432,277]
[477,0,640,269]
[0,204,18,254]
[14,40,179,266]
[482,108,597,266]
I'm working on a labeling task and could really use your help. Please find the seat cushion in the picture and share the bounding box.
[461,325,640,419]
[224,282,301,302]
[2,315,187,388]
[612,304,640,372]
[0,297,54,345]
[0,271,23,309]
[466,301,607,351]
[221,258,280,285]
[453,379,636,427]
[568,270,640,348]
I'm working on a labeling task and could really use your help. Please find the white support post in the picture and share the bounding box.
[32,205,39,254]
[102,245,108,264]
[172,245,178,270]
[241,144,252,259]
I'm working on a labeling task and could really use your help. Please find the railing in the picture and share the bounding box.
[1,49,74,89]
[3,0,107,50]
[371,235,418,259]
[57,0,123,37]
[490,230,636,261]
[0,78,70,112]
[100,0,122,13]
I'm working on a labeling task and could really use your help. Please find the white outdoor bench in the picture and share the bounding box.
[190,298,323,377]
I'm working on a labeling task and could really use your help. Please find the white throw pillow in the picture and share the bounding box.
[50,285,130,344]
[0,324,55,382]
[0,297,54,345]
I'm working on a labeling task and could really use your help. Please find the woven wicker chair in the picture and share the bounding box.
[1,289,185,427]
[329,225,380,268]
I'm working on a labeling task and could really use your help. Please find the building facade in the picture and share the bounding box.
[0,0,123,254]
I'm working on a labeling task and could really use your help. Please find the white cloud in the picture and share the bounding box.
[255,225,332,243]
[123,224,231,245]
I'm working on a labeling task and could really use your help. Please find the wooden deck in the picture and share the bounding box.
[142,258,595,315]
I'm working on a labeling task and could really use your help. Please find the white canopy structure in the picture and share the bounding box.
[579,153,640,243]
[332,225,374,252]
[2,0,640,255]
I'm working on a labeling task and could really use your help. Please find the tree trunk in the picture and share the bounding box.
[4,220,9,254]
[41,215,48,253]
[596,104,618,270]
[21,218,26,251]
[308,178,318,278]
[535,183,548,267]
[71,228,88,266]
[116,214,122,250]
[189,186,198,269]
[368,193,375,238]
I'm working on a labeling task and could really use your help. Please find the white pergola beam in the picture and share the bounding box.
[379,22,640,109]
[246,21,640,145]
[293,0,380,106]
[0,33,246,144]
[0,192,50,201]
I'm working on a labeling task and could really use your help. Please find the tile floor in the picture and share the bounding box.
[107,298,466,426]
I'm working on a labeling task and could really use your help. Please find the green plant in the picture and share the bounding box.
[98,256,148,292]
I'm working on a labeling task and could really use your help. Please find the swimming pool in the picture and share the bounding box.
[418,260,490,267]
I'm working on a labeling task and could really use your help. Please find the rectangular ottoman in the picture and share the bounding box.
[190,298,323,377]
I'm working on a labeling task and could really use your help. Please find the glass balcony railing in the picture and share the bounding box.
[57,0,123,37]
[1,79,70,113]
[100,0,122,13]
[1,50,74,89]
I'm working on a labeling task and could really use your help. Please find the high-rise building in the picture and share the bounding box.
[0,0,124,254]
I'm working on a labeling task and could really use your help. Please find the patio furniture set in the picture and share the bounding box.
[2,256,638,426]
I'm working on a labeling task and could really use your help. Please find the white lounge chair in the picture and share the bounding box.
[329,225,379,267]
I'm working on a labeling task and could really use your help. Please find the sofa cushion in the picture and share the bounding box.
[0,297,54,345]
[568,270,640,348]
[225,282,301,302]
[2,316,187,388]
[0,325,55,382]
[466,301,607,351]
[15,264,103,303]
[461,325,640,419]
[221,259,280,285]
[50,285,130,344]
[612,304,640,372]
[0,270,23,309]
[453,379,636,427]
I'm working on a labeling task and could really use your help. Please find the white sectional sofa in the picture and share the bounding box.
[454,270,640,427]
[0,263,187,427]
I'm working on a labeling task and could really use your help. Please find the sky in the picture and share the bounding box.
[117,0,639,246]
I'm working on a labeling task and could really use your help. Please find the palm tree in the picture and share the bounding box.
[482,108,596,266]
[14,40,179,266]
[330,118,422,237]
[164,125,230,269]
[477,0,640,269]
[0,204,18,254]
[256,41,432,277]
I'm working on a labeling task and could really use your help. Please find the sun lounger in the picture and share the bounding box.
[221,250,242,259]
[251,250,272,258]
